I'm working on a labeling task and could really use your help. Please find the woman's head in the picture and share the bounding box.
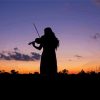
[44,27,59,49]
[44,27,53,36]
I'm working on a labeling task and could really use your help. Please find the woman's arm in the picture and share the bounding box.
[32,42,42,50]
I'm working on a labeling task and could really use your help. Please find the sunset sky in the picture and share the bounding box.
[0,0,100,73]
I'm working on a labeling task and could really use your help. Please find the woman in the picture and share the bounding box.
[32,27,59,77]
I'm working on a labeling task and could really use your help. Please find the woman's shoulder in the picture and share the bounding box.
[40,35,45,41]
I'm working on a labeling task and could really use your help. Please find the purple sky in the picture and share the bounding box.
[0,0,100,72]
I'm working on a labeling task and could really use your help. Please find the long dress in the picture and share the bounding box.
[40,36,57,76]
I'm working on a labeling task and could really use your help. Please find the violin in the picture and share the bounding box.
[28,38,41,45]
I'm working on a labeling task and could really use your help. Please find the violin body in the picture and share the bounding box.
[28,38,41,45]
[35,38,41,44]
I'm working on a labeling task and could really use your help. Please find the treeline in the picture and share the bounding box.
[0,69,100,80]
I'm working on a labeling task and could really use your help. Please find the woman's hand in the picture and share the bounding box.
[32,40,42,50]
[31,41,35,46]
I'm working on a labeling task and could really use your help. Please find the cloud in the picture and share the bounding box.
[92,33,100,40]
[94,0,100,4]
[74,55,83,59]
[14,47,19,51]
[0,48,41,61]
[31,52,41,60]
[68,59,72,62]
[93,0,100,6]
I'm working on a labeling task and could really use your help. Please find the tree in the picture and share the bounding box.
[34,72,39,75]
[11,70,19,74]
[59,69,69,74]
[78,69,86,75]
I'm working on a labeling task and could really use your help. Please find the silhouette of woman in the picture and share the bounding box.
[32,27,59,77]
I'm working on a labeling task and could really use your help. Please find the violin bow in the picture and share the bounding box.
[33,23,40,38]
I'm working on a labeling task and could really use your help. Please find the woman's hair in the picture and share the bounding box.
[44,27,59,49]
